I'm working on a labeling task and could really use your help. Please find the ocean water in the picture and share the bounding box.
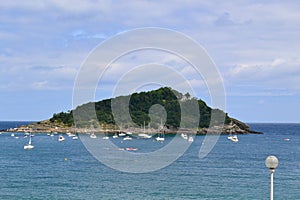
[0,122,299,199]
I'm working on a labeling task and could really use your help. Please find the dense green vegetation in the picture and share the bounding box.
[49,87,231,129]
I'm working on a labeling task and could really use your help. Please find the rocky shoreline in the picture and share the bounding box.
[3,119,262,135]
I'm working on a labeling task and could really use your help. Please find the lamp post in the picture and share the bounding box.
[265,155,279,200]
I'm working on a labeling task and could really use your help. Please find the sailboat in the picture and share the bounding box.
[138,121,152,139]
[188,135,194,142]
[102,134,109,140]
[156,130,165,141]
[89,124,97,139]
[24,135,34,150]
[90,132,97,139]
[156,134,165,141]
[156,119,165,141]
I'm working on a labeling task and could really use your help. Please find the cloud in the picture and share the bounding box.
[226,57,300,96]
[1,1,300,97]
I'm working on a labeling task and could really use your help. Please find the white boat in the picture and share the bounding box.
[58,135,65,142]
[181,133,188,140]
[112,134,118,138]
[230,135,239,142]
[102,136,109,140]
[119,133,126,137]
[156,136,165,141]
[188,136,194,142]
[139,121,152,139]
[67,132,76,137]
[138,133,152,139]
[11,133,15,137]
[123,136,132,141]
[72,135,78,140]
[228,131,238,142]
[24,136,34,150]
[90,133,97,139]
[156,132,165,142]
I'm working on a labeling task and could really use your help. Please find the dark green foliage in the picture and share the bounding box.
[49,87,231,128]
[50,111,73,126]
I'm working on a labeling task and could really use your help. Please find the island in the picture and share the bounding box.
[8,87,261,135]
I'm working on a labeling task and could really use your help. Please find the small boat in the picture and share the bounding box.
[126,147,138,151]
[90,133,97,139]
[24,136,34,150]
[118,133,126,137]
[102,136,109,140]
[11,133,15,137]
[156,132,165,141]
[112,134,118,138]
[123,136,132,141]
[188,136,194,142]
[156,136,165,141]
[58,135,65,142]
[138,133,152,139]
[72,135,78,140]
[230,135,239,142]
[227,135,233,140]
[181,133,188,140]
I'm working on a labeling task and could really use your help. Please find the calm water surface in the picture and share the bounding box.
[0,122,299,199]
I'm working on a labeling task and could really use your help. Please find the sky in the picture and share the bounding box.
[0,0,300,123]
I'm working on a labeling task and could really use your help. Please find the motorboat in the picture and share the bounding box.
[138,133,152,139]
[72,135,78,140]
[123,136,132,141]
[58,135,65,142]
[181,133,188,140]
[156,136,165,141]
[230,135,239,142]
[118,133,126,137]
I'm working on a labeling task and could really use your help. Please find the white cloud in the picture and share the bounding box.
[1,1,300,97]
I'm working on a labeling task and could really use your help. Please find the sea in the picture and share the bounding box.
[0,121,299,199]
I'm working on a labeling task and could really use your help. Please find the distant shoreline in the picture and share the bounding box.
[2,122,262,135]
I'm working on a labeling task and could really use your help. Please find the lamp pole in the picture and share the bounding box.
[265,155,279,200]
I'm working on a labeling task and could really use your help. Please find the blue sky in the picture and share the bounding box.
[0,1,300,123]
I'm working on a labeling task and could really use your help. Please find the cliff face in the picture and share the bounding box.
[28,87,258,134]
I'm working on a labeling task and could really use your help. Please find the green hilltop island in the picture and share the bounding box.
[12,87,261,135]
